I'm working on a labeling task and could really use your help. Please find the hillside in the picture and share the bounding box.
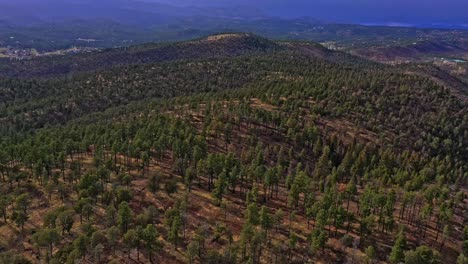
[404,63,468,101]
[0,33,375,135]
[0,34,466,264]
[349,39,468,102]
[351,40,468,63]
[0,33,282,78]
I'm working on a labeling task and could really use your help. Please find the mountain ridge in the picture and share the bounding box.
[0,33,357,78]
[0,0,266,26]
[0,31,466,264]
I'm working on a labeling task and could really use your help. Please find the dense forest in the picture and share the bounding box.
[0,33,466,264]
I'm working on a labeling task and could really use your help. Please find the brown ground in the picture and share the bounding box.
[0,98,464,264]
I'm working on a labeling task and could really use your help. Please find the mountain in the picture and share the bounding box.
[1,33,374,132]
[0,33,466,264]
[0,33,283,78]
[352,40,468,62]
[0,0,266,26]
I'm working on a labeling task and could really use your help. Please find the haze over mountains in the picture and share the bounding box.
[0,0,266,26]
[0,0,467,29]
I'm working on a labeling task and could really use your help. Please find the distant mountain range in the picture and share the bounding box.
[3,0,467,30]
[362,22,468,30]
[0,0,267,26]
[0,0,467,55]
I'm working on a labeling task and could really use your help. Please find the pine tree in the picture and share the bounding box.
[32,228,60,261]
[142,224,162,263]
[245,203,259,226]
[165,208,182,249]
[58,210,74,235]
[404,246,441,264]
[314,146,331,180]
[73,234,90,260]
[149,171,162,193]
[212,170,227,205]
[389,231,406,263]
[259,206,272,238]
[118,201,133,233]
[123,229,139,259]
[12,193,29,232]
[365,246,377,264]
[310,228,327,254]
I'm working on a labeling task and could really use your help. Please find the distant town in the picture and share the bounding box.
[0,46,98,60]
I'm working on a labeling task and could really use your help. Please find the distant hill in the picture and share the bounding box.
[352,40,468,62]
[0,33,283,78]
[0,0,265,26]
[0,33,379,133]
[0,33,379,79]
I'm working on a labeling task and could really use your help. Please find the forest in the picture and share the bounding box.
[0,33,466,264]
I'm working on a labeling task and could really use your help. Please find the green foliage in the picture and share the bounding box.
[365,246,377,262]
[32,228,61,259]
[404,246,441,264]
[165,178,178,196]
[141,224,162,262]
[340,234,354,248]
[165,207,182,248]
[389,231,407,263]
[117,201,133,233]
[457,254,468,264]
[187,240,199,264]
[73,235,90,258]
[310,228,327,253]
[259,206,272,234]
[0,251,32,264]
[212,170,227,205]
[12,194,29,231]
[0,33,465,264]
[57,210,74,235]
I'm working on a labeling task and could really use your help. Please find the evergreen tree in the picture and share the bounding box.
[12,194,29,232]
[404,246,441,264]
[259,206,272,238]
[142,224,162,263]
[32,228,60,261]
[389,231,407,263]
[117,201,133,233]
[212,170,227,205]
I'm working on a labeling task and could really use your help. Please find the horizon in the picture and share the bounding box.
[0,0,467,29]
[144,0,468,26]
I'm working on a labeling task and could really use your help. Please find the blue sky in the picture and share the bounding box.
[148,0,468,25]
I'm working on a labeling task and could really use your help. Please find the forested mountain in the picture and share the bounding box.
[0,33,282,78]
[0,34,466,264]
[351,40,468,62]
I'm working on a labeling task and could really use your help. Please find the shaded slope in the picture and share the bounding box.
[1,34,465,164]
[0,33,282,78]
[352,40,468,62]
[0,34,466,264]
[404,63,468,102]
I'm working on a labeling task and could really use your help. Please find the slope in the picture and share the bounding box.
[0,34,466,264]
[0,33,282,78]
[351,40,468,62]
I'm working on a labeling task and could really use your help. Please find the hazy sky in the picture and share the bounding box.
[1,0,467,26]
[147,0,468,24]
